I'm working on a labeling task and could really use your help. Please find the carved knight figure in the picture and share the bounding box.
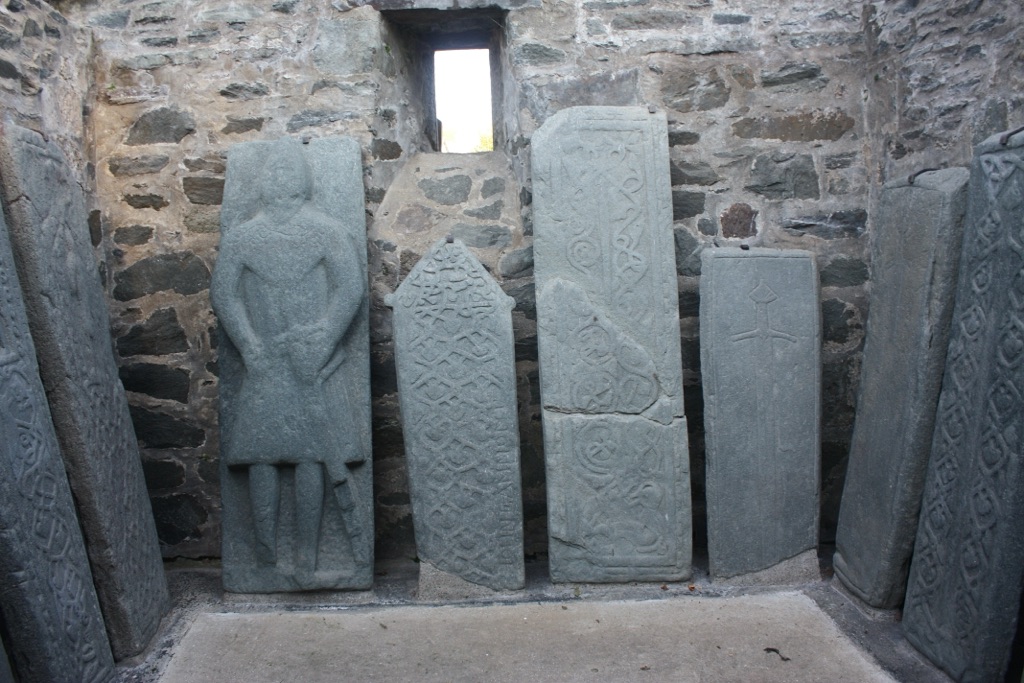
[212,140,366,587]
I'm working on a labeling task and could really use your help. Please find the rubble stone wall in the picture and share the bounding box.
[28,0,1021,560]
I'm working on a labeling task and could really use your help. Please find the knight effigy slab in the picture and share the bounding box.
[0,204,114,682]
[213,136,373,592]
[532,106,692,583]
[902,130,1024,683]
[0,123,168,659]
[386,238,524,592]
[834,168,970,609]
[701,248,820,580]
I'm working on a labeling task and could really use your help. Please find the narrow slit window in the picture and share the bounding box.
[434,49,493,153]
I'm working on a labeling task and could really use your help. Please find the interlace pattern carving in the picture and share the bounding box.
[0,125,167,656]
[904,144,1024,682]
[388,239,523,590]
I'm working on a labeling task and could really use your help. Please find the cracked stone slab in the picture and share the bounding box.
[701,248,820,580]
[0,122,168,660]
[532,106,691,582]
[834,168,969,609]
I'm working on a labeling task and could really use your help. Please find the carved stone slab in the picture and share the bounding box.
[0,205,113,682]
[902,131,1024,683]
[701,248,820,579]
[532,106,691,582]
[386,238,524,591]
[834,168,969,609]
[214,137,372,592]
[0,123,168,659]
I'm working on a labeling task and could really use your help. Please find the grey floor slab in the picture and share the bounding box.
[157,593,895,683]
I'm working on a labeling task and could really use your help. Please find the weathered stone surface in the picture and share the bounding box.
[519,69,640,123]
[182,176,225,205]
[701,248,820,579]
[670,160,719,186]
[126,107,196,145]
[903,133,1024,682]
[0,194,114,683]
[312,16,379,75]
[464,200,503,220]
[183,156,226,173]
[498,245,533,278]
[124,192,169,210]
[128,406,204,449]
[819,256,869,288]
[184,206,221,233]
[142,459,186,491]
[782,209,867,238]
[720,202,757,239]
[610,11,698,30]
[117,308,188,356]
[733,110,854,141]
[761,62,825,88]
[417,175,472,205]
[371,138,402,160]
[113,252,211,301]
[218,82,269,100]
[386,239,524,591]
[221,117,265,135]
[113,224,154,245]
[513,43,566,66]
[833,168,969,609]
[672,190,706,220]
[451,223,510,248]
[119,362,191,403]
[662,67,730,113]
[150,493,208,546]
[108,154,169,177]
[213,136,372,592]
[745,153,819,200]
[0,123,168,659]
[533,107,691,582]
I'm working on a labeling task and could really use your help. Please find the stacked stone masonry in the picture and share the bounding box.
[1,0,1010,566]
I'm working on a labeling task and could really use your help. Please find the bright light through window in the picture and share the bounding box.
[434,49,493,153]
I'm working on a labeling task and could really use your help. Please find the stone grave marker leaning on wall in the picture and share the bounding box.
[0,122,168,659]
[213,136,373,592]
[833,168,969,609]
[0,196,114,683]
[902,128,1024,683]
[532,106,692,583]
[701,248,820,582]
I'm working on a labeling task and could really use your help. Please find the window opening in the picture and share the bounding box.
[434,49,493,153]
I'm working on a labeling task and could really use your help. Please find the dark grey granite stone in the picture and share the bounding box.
[902,132,1024,682]
[0,638,12,683]
[701,248,820,579]
[418,175,472,205]
[113,252,211,300]
[532,107,691,583]
[834,168,969,609]
[0,123,168,659]
[126,107,196,145]
[212,136,372,592]
[116,308,188,356]
[386,239,524,591]
[0,193,113,683]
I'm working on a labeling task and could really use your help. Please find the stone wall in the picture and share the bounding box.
[54,0,878,560]
[45,0,976,560]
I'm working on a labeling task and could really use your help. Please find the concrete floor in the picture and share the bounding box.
[116,557,952,683]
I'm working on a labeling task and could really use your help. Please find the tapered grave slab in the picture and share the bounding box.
[213,136,372,592]
[0,123,168,659]
[386,238,524,592]
[834,168,969,609]
[701,248,820,580]
[0,205,113,682]
[532,106,691,583]
[902,130,1024,683]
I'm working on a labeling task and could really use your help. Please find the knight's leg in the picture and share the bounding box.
[295,462,325,580]
[249,464,280,564]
